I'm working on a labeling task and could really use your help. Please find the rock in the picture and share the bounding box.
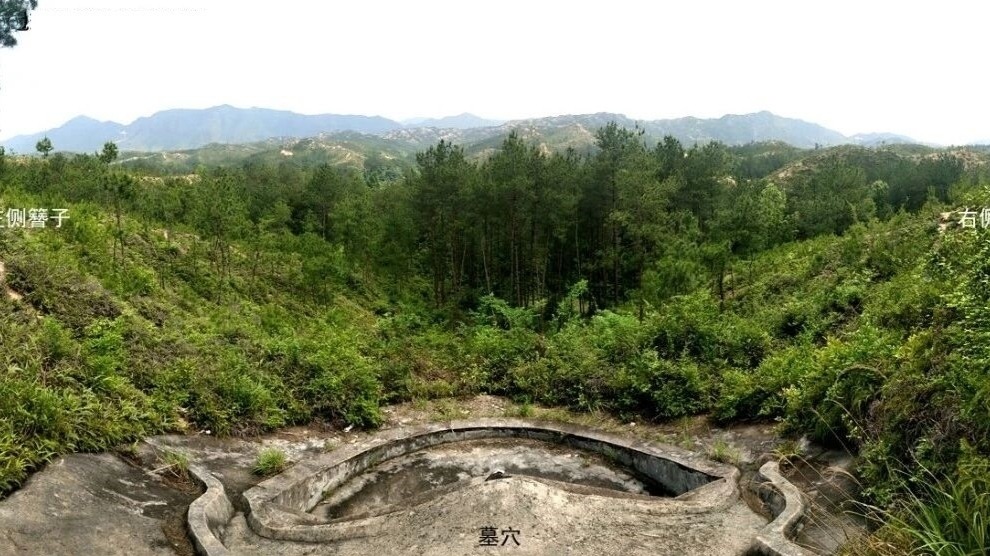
[0,453,197,556]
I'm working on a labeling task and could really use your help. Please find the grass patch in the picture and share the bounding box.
[504,401,534,418]
[429,399,462,422]
[707,438,742,465]
[253,447,288,476]
[157,449,190,479]
[847,454,990,556]
[772,438,806,466]
[884,468,989,555]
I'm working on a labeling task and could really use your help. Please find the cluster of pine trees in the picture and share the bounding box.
[10,125,967,320]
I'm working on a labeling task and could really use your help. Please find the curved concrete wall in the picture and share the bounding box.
[748,461,813,556]
[242,419,741,543]
[187,465,235,556]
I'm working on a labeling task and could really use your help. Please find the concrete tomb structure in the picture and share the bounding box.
[185,419,811,555]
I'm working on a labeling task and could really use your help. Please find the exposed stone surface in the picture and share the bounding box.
[234,419,785,555]
[0,453,196,556]
[313,437,673,521]
[784,451,867,553]
[0,396,844,555]
[227,475,767,555]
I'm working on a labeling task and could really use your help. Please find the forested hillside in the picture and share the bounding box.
[1,128,988,553]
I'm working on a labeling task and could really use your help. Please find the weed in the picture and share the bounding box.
[772,438,806,466]
[157,449,189,479]
[505,401,534,418]
[538,408,573,423]
[707,438,742,465]
[429,399,455,421]
[253,448,288,476]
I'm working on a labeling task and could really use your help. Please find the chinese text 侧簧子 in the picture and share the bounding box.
[1,208,69,229]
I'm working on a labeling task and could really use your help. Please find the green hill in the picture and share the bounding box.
[1,126,988,554]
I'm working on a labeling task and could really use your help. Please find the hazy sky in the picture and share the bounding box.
[0,0,987,144]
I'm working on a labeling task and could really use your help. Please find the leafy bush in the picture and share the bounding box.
[646,358,708,419]
[785,325,897,446]
[864,268,942,331]
[304,336,383,428]
[610,354,707,420]
[652,291,723,360]
[466,324,539,389]
[505,321,604,410]
[713,345,815,422]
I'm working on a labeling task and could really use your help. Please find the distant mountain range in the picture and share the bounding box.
[1,105,921,155]
[401,113,503,129]
[2,105,401,153]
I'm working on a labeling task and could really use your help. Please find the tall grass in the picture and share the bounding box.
[857,457,990,556]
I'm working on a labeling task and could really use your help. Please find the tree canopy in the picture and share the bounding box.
[0,0,35,48]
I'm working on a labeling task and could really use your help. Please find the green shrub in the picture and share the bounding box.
[373,313,475,401]
[472,294,538,330]
[713,345,815,423]
[588,311,649,364]
[652,291,722,360]
[38,318,76,368]
[786,325,897,446]
[648,358,707,419]
[720,317,772,368]
[220,371,287,429]
[864,268,942,331]
[466,324,538,389]
[113,266,156,297]
[773,298,825,340]
[305,337,383,428]
[609,355,706,420]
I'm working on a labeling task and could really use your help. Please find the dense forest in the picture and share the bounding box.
[1,128,989,553]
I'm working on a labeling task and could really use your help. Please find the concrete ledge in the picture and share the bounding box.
[243,418,741,543]
[187,464,235,556]
[749,461,814,556]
